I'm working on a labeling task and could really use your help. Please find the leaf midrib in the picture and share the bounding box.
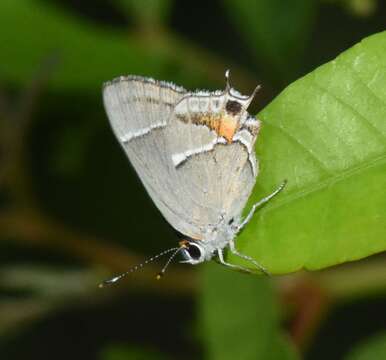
[258,152,386,215]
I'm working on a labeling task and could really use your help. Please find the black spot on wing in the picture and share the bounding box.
[225,100,242,115]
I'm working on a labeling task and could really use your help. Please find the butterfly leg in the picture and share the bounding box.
[229,239,269,275]
[237,180,287,233]
[217,248,252,273]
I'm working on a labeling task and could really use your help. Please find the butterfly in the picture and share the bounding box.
[101,70,285,286]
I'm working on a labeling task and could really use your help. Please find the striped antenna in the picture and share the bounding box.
[156,246,186,280]
[99,247,180,288]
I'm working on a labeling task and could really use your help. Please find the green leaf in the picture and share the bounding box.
[223,0,317,83]
[199,263,298,360]
[345,332,386,360]
[0,0,172,91]
[229,31,386,274]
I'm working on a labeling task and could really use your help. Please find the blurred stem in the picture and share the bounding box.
[278,275,330,350]
[314,257,386,302]
[0,86,9,120]
[277,258,386,307]
[276,257,386,351]
[14,53,60,128]
[2,54,59,208]
[0,209,196,295]
[0,85,11,188]
[0,267,139,338]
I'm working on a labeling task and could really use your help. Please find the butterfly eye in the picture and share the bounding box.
[186,243,202,260]
[181,242,204,264]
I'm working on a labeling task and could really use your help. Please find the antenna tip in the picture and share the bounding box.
[98,277,117,288]
[156,272,163,280]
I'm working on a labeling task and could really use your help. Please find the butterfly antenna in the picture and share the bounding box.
[99,247,179,288]
[225,69,231,91]
[156,246,186,280]
[245,83,262,108]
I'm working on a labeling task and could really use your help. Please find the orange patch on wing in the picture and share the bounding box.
[218,115,238,142]
[181,113,239,142]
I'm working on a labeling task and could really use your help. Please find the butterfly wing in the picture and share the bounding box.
[103,76,257,240]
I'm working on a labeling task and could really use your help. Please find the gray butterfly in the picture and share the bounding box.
[101,71,285,285]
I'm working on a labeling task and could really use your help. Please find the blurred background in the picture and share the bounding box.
[1,0,386,359]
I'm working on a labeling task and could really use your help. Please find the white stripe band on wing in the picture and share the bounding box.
[172,137,227,167]
[232,130,257,176]
[120,121,166,143]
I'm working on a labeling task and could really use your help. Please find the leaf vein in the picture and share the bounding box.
[344,57,386,110]
[310,80,386,144]
[265,121,332,175]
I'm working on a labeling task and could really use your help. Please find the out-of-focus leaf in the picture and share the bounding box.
[0,0,172,91]
[100,343,168,360]
[229,31,386,274]
[223,0,317,83]
[326,0,378,17]
[199,263,298,360]
[114,0,173,25]
[345,332,386,360]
